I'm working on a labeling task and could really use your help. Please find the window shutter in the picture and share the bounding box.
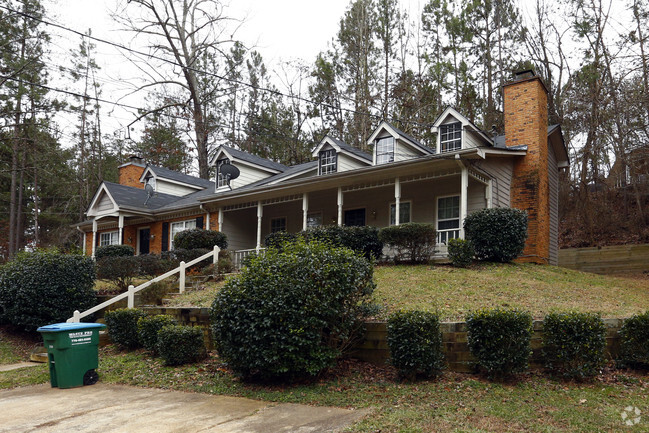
[95,232,100,246]
[121,230,125,244]
[161,222,169,252]
[196,216,204,230]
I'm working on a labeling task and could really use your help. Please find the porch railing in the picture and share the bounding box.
[232,248,265,269]
[67,246,221,323]
[437,229,461,245]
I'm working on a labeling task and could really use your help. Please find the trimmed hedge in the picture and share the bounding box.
[0,250,97,331]
[387,310,445,380]
[137,314,177,353]
[104,308,147,349]
[464,208,528,262]
[542,311,606,379]
[157,325,206,366]
[466,308,533,377]
[96,256,140,292]
[137,254,176,277]
[264,231,298,250]
[211,240,376,380]
[379,223,436,263]
[619,312,649,368]
[95,244,134,260]
[173,229,227,250]
[447,238,474,268]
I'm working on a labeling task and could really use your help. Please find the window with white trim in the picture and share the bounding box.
[440,122,462,152]
[144,175,156,190]
[390,202,411,225]
[376,136,395,164]
[307,212,322,228]
[270,217,287,233]
[437,196,460,244]
[170,219,196,249]
[100,231,119,246]
[319,149,337,175]
[216,158,231,188]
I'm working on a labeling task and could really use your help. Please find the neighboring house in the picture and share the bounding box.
[79,70,569,265]
[608,146,649,190]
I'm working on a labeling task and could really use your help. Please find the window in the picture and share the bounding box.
[319,149,337,175]
[307,212,322,228]
[390,202,411,225]
[144,175,156,190]
[376,137,394,164]
[344,208,366,227]
[437,196,460,244]
[100,231,119,246]
[440,122,462,152]
[216,158,231,188]
[270,217,287,233]
[170,219,196,249]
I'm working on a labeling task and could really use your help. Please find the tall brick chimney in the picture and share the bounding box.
[118,155,146,189]
[503,70,550,264]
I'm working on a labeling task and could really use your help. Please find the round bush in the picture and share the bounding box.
[379,223,436,263]
[464,208,528,262]
[173,229,227,250]
[95,244,134,260]
[104,308,147,349]
[96,256,140,292]
[447,238,474,268]
[137,254,175,277]
[211,241,376,380]
[619,312,649,368]
[0,251,97,331]
[137,314,176,353]
[157,325,206,366]
[303,225,384,260]
[387,310,445,380]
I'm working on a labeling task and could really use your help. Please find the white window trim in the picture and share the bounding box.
[389,200,412,226]
[375,136,395,165]
[100,231,119,246]
[439,122,462,153]
[170,219,197,249]
[436,194,461,244]
[270,216,287,233]
[307,211,323,228]
[319,149,337,175]
[216,158,231,189]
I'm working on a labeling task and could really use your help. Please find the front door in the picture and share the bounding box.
[139,228,150,255]
[344,208,366,227]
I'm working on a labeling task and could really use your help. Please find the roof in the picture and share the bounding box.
[103,182,180,211]
[327,136,372,161]
[493,124,563,152]
[389,123,435,154]
[218,145,288,172]
[145,165,213,189]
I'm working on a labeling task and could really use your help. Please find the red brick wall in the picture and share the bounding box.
[503,76,550,264]
[119,164,145,189]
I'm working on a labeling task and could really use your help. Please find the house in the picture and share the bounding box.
[79,70,569,265]
[608,146,649,190]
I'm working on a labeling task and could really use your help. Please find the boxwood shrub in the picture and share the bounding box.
[387,310,445,380]
[211,240,376,380]
[95,244,134,260]
[0,250,97,331]
[542,311,606,379]
[137,314,176,353]
[463,208,527,262]
[104,308,147,349]
[303,225,384,260]
[96,256,140,292]
[619,312,649,368]
[466,308,533,377]
[379,223,436,263]
[173,229,227,250]
[447,238,474,268]
[157,325,206,366]
[264,231,299,249]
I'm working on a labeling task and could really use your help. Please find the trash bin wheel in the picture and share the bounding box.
[83,369,99,386]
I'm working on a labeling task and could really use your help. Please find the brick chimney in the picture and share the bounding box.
[118,155,146,189]
[503,70,550,264]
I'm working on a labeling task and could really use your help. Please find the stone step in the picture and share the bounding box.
[30,346,48,363]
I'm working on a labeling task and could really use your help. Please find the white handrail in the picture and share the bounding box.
[67,245,220,323]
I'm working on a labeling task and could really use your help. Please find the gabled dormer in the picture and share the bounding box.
[311,135,372,175]
[210,145,287,192]
[431,107,493,154]
[139,165,210,197]
[367,122,434,166]
[87,183,118,217]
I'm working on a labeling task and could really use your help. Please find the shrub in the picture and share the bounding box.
[95,244,134,260]
[303,225,384,260]
[173,228,227,250]
[172,248,211,269]
[0,251,97,331]
[447,238,474,268]
[466,308,533,377]
[387,310,445,380]
[157,325,206,366]
[104,308,147,349]
[139,280,174,305]
[216,250,234,274]
[137,254,176,277]
[379,223,436,263]
[542,311,606,379]
[619,312,649,368]
[264,231,298,249]
[137,314,176,353]
[96,255,140,292]
[211,240,376,380]
[463,208,527,262]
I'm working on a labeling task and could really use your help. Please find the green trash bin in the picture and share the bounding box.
[37,322,106,389]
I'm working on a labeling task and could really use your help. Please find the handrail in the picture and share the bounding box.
[67,245,220,323]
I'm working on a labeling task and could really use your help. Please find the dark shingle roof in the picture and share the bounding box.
[103,182,180,211]
[221,145,288,172]
[388,123,435,154]
[234,161,319,191]
[327,137,372,162]
[147,165,213,189]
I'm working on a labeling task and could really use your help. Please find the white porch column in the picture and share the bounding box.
[337,187,343,226]
[118,214,124,245]
[460,165,468,238]
[256,202,263,251]
[394,177,401,225]
[302,193,309,231]
[91,219,97,258]
[82,231,86,255]
[218,207,224,232]
[205,211,211,230]
[486,179,493,209]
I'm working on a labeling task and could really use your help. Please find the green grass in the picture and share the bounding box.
[0,338,22,365]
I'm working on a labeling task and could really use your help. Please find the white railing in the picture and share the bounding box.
[437,229,460,245]
[67,246,221,323]
[232,248,265,269]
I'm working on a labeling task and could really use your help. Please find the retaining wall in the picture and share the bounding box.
[559,244,649,275]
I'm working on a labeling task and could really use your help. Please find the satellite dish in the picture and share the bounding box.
[144,183,155,206]
[220,163,240,181]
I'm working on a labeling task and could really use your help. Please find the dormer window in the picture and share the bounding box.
[216,158,230,188]
[440,122,462,152]
[144,175,156,190]
[319,149,337,175]
[376,136,394,164]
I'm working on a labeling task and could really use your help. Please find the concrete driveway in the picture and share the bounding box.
[0,384,367,432]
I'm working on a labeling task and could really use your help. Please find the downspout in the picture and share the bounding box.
[200,204,210,230]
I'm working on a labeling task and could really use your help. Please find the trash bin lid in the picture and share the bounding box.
[37,322,106,332]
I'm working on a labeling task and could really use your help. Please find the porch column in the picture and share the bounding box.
[394,177,401,225]
[302,193,309,231]
[82,231,86,255]
[256,202,263,252]
[118,214,124,245]
[486,179,493,208]
[91,219,97,258]
[218,207,224,232]
[460,165,468,238]
[205,210,211,230]
[337,187,343,226]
